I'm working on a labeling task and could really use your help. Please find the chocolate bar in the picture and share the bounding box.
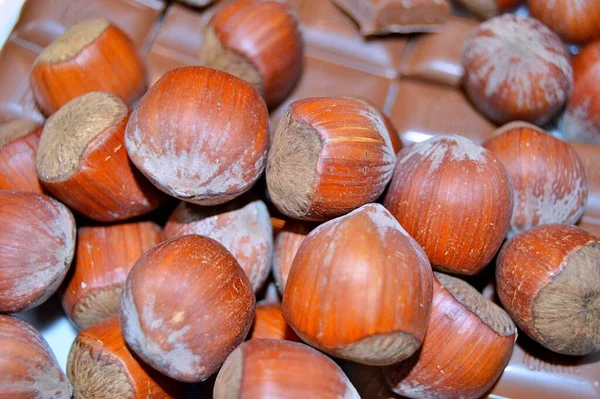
[390,79,496,145]
[489,336,600,399]
[0,39,43,123]
[11,0,165,50]
[400,15,478,87]
[330,0,451,36]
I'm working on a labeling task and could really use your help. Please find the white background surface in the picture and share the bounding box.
[1,0,79,373]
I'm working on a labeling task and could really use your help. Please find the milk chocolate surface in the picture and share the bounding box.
[489,336,600,399]
[331,0,451,36]
[0,39,43,123]
[390,79,496,145]
[11,0,165,50]
[299,0,407,77]
[401,15,478,87]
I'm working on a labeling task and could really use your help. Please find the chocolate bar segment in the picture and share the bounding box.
[330,0,451,36]
[298,0,407,78]
[11,0,165,51]
[487,329,600,398]
[145,3,207,85]
[400,15,478,87]
[0,39,43,123]
[389,79,496,145]
[270,56,394,129]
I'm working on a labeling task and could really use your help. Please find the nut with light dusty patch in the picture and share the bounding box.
[125,66,269,206]
[62,221,162,330]
[214,339,360,399]
[163,196,273,292]
[0,119,43,193]
[282,203,433,366]
[30,18,145,116]
[200,0,303,108]
[119,234,256,382]
[67,316,184,399]
[383,134,513,275]
[36,91,164,222]
[0,315,72,398]
[497,224,600,355]
[266,97,396,221]
[0,191,75,313]
[484,121,588,237]
[383,273,516,399]
[462,14,573,125]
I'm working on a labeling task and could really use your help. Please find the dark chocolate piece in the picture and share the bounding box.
[331,0,451,36]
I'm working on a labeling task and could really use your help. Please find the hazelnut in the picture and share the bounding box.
[163,197,273,292]
[496,224,600,355]
[0,119,43,193]
[462,14,573,125]
[383,273,517,399]
[529,0,600,43]
[30,19,145,116]
[354,97,403,154]
[62,221,162,330]
[561,39,600,145]
[250,302,299,341]
[381,111,403,154]
[454,0,523,19]
[67,316,184,398]
[125,66,269,206]
[282,203,433,366]
[266,97,396,221]
[119,234,256,382]
[483,122,588,236]
[383,135,513,275]
[214,339,360,398]
[200,0,303,108]
[330,0,451,36]
[0,315,72,398]
[272,220,313,294]
[0,191,75,313]
[36,91,164,222]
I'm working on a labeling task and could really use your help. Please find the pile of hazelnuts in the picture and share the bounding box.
[1,0,600,398]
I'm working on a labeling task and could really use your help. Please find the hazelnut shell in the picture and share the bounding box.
[119,234,256,382]
[30,19,145,116]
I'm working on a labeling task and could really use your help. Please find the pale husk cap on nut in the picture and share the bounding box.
[35,19,110,65]
[36,91,127,182]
